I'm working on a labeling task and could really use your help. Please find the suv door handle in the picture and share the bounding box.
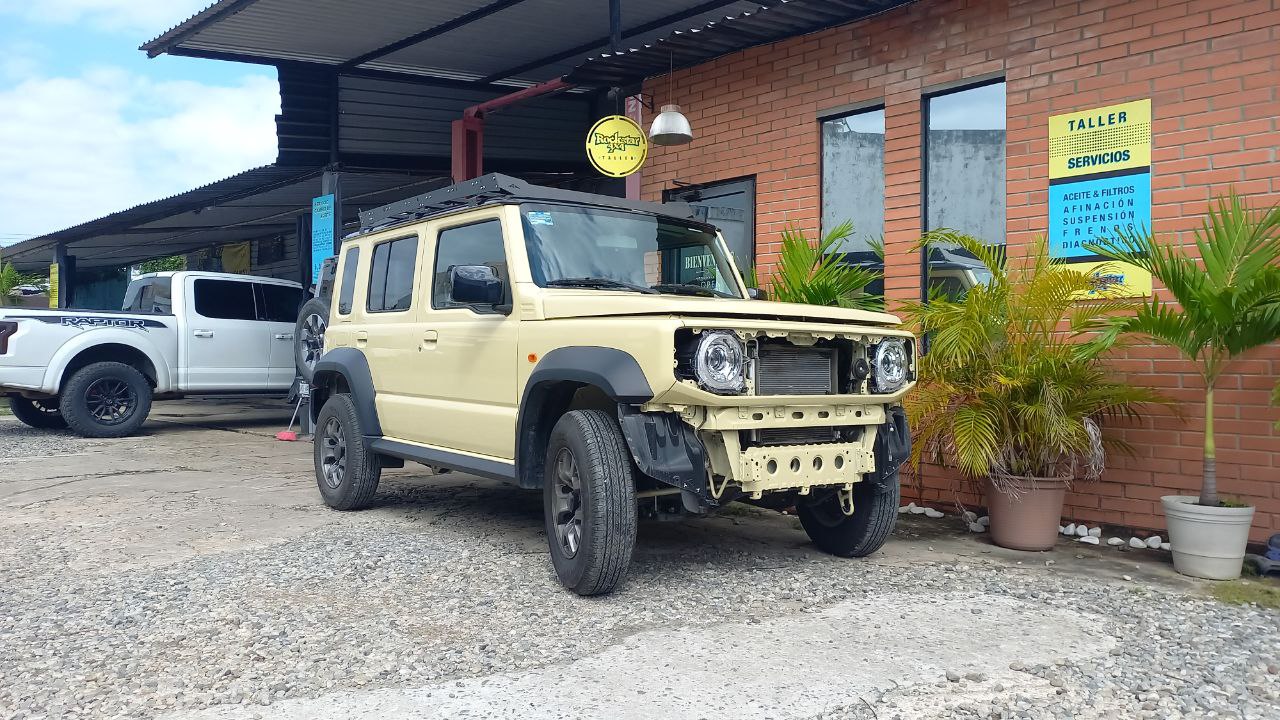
[193,330,214,338]
[355,330,368,348]
[420,330,438,351]
[274,333,294,341]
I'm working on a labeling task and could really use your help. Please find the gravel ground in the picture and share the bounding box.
[2,413,1278,720]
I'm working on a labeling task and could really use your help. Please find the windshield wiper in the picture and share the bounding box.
[545,277,658,294]
[650,283,734,298]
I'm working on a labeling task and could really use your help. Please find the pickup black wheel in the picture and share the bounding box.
[798,471,900,558]
[543,410,637,596]
[59,362,152,438]
[294,297,330,383]
[8,396,68,430]
[314,393,381,510]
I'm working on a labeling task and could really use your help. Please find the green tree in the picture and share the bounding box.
[902,231,1163,486]
[1086,192,1280,507]
[767,221,882,309]
[139,256,186,273]
[0,255,20,307]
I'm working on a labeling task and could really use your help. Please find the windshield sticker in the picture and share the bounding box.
[527,211,555,226]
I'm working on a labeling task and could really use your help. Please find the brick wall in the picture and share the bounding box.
[641,0,1280,542]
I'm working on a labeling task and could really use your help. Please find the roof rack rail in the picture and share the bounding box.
[356,173,697,234]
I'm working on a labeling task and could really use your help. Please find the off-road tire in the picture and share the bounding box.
[59,362,153,438]
[543,409,637,596]
[294,297,330,383]
[314,393,381,511]
[8,396,68,430]
[798,470,900,558]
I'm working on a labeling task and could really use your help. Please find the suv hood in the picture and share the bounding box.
[540,292,901,326]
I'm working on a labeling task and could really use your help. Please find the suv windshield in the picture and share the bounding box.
[521,203,744,298]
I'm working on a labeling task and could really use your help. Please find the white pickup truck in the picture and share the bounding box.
[0,271,303,437]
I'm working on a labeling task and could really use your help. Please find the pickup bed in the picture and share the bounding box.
[0,271,303,437]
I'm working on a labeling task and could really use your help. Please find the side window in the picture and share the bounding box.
[367,236,419,313]
[337,247,359,315]
[256,284,303,323]
[433,220,507,309]
[122,277,173,314]
[193,279,256,321]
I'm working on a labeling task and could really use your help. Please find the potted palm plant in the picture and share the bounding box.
[903,233,1162,551]
[1087,192,1280,580]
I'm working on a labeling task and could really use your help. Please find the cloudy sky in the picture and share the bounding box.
[0,0,280,247]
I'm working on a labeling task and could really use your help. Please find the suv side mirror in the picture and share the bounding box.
[450,265,504,307]
[747,287,767,301]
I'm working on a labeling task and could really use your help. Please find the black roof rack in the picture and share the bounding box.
[356,173,698,236]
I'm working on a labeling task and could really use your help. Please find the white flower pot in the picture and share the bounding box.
[1161,495,1255,580]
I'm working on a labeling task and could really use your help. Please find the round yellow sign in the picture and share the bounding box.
[585,115,648,178]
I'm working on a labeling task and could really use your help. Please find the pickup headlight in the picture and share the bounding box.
[870,338,909,393]
[694,330,746,394]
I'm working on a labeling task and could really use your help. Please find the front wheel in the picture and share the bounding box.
[543,410,637,596]
[8,396,68,430]
[798,471,900,558]
[59,362,153,438]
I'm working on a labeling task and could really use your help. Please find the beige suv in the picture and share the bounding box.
[309,174,915,596]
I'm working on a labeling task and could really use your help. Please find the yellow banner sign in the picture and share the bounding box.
[1048,99,1151,180]
[48,263,59,308]
[586,115,647,178]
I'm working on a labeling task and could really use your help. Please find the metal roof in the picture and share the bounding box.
[1,166,450,272]
[566,0,916,85]
[141,0,766,87]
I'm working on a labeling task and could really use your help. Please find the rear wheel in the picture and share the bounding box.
[294,297,330,383]
[59,362,152,438]
[543,410,637,596]
[8,396,68,430]
[798,471,900,558]
[314,393,381,510]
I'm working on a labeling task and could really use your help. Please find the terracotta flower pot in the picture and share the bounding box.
[984,476,1069,551]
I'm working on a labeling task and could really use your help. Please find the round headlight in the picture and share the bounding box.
[695,331,746,394]
[870,338,909,393]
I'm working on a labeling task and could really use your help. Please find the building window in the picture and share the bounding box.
[923,80,1005,298]
[367,236,419,312]
[664,178,755,274]
[821,107,885,255]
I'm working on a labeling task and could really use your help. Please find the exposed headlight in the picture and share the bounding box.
[694,331,746,394]
[870,338,909,393]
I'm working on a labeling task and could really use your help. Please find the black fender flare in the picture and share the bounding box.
[515,347,653,488]
[310,347,383,438]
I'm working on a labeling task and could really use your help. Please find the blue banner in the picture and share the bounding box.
[1048,171,1151,260]
[311,194,335,282]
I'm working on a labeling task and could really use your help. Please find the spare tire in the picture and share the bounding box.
[294,297,330,382]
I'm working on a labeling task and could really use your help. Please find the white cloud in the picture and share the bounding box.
[0,0,211,35]
[0,65,280,239]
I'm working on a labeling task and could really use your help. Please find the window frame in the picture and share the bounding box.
[920,76,1006,303]
[430,217,509,313]
[365,234,420,314]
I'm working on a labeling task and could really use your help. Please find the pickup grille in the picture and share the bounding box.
[755,345,836,395]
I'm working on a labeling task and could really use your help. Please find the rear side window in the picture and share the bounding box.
[193,279,256,321]
[433,220,507,309]
[337,247,360,315]
[367,236,418,312]
[256,284,303,323]
[122,277,173,314]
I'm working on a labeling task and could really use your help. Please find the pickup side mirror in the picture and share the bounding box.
[747,287,767,301]
[449,265,504,307]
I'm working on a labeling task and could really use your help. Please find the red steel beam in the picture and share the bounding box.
[451,77,574,182]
